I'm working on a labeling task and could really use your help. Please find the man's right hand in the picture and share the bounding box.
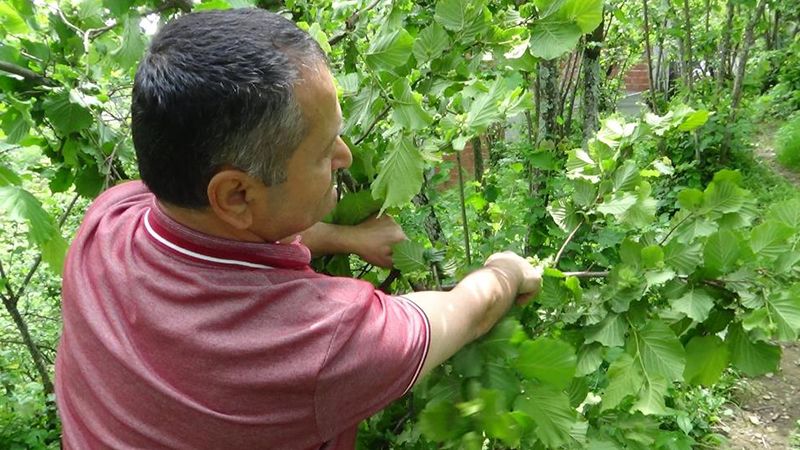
[484,251,543,305]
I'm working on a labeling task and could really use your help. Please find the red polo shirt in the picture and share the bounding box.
[55,181,430,449]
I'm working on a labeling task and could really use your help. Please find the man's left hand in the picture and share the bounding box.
[351,214,406,269]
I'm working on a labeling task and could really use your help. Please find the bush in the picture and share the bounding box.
[776,115,800,170]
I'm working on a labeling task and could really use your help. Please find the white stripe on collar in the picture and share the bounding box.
[143,208,273,270]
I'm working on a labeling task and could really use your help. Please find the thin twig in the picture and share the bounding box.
[554,219,584,266]
[328,0,383,46]
[563,271,609,278]
[353,104,391,147]
[658,212,695,245]
[0,259,17,305]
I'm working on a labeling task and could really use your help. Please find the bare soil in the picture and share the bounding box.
[717,343,800,449]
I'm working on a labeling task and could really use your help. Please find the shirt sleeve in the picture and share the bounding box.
[314,280,430,440]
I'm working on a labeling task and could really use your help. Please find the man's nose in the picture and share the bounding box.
[333,138,352,170]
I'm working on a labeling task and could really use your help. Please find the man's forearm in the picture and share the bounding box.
[297,222,356,257]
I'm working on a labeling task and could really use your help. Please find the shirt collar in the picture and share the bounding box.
[142,199,312,270]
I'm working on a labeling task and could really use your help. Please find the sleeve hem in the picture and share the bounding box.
[397,295,431,395]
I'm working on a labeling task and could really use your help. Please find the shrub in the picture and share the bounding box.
[776,115,800,170]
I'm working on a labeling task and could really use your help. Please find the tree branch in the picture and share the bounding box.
[0,61,56,86]
[328,0,383,46]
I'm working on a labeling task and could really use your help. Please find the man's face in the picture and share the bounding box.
[255,64,352,239]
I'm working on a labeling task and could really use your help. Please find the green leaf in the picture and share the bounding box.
[677,188,703,211]
[371,136,424,213]
[632,320,686,382]
[671,289,715,322]
[112,15,147,70]
[0,164,22,186]
[767,198,800,230]
[585,313,628,347]
[677,110,710,132]
[514,338,576,388]
[702,180,743,214]
[392,240,427,273]
[74,163,105,198]
[703,229,741,274]
[559,0,603,33]
[750,221,794,260]
[663,241,702,275]
[0,185,57,246]
[514,385,576,448]
[343,83,384,135]
[419,400,468,441]
[602,353,642,411]
[306,23,331,54]
[597,193,637,216]
[640,245,664,269]
[632,375,669,415]
[597,117,637,148]
[42,92,93,135]
[41,233,68,275]
[726,323,780,377]
[528,18,582,60]
[576,343,603,376]
[1,100,33,144]
[465,78,509,131]
[103,0,135,17]
[391,78,433,130]
[613,161,640,192]
[331,191,382,225]
[0,2,28,34]
[683,336,729,386]
[0,186,66,273]
[413,23,450,63]
[365,28,413,71]
[767,290,800,341]
[434,0,480,32]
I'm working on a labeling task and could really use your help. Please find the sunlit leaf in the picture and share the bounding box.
[371,136,424,212]
[529,18,582,60]
[392,240,427,273]
[365,28,413,71]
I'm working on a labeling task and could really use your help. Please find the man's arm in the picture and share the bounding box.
[403,252,542,378]
[297,215,406,268]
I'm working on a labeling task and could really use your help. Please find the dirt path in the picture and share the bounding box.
[753,125,800,186]
[718,131,800,449]
[720,343,800,449]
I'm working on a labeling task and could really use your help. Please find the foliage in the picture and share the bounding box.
[776,114,800,170]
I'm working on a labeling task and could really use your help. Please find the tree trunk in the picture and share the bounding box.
[471,136,484,184]
[539,58,560,142]
[643,0,658,112]
[722,0,768,160]
[582,22,604,143]
[412,171,446,246]
[716,0,735,91]
[682,0,693,93]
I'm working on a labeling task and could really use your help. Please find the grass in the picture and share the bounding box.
[776,114,800,171]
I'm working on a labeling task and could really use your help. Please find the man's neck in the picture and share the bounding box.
[157,200,268,243]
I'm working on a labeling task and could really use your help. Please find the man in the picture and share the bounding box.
[55,8,541,449]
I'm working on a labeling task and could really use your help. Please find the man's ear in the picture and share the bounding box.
[206,169,258,230]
